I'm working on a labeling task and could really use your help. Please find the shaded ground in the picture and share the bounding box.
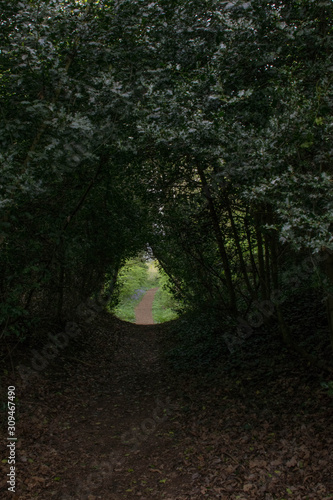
[135,288,159,325]
[1,311,333,499]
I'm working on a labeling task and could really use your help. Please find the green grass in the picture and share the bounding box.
[152,284,179,324]
[150,260,180,323]
[113,291,148,322]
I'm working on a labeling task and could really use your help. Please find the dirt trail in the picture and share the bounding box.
[2,318,190,499]
[1,312,333,499]
[135,288,159,325]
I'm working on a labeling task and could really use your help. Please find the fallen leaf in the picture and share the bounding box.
[286,457,297,467]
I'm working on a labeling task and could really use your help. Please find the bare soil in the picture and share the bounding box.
[135,289,159,325]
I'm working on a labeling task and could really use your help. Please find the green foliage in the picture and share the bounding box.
[0,0,332,365]
[0,0,153,334]
[111,257,150,323]
[152,267,180,324]
[115,258,149,302]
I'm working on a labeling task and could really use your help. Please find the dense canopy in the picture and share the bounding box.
[0,0,332,356]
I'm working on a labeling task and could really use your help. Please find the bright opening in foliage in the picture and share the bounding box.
[108,255,181,324]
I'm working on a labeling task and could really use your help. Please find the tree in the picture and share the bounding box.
[0,0,150,336]
[1,0,332,361]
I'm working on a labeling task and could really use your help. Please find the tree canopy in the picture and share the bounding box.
[0,0,332,357]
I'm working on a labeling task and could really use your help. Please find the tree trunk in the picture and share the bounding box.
[322,249,333,350]
[225,198,255,299]
[244,213,259,290]
[254,210,268,300]
[196,165,237,316]
[105,266,120,302]
[56,237,65,322]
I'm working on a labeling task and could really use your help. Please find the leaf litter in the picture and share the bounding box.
[0,312,333,499]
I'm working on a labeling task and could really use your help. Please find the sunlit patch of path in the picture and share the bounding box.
[135,287,159,324]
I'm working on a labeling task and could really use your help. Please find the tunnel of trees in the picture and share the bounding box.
[0,0,332,366]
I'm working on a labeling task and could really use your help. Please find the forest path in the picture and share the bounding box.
[135,288,159,325]
[5,316,190,499]
[1,313,333,499]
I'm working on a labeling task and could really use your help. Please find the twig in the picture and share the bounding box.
[221,451,246,470]
[67,357,95,367]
